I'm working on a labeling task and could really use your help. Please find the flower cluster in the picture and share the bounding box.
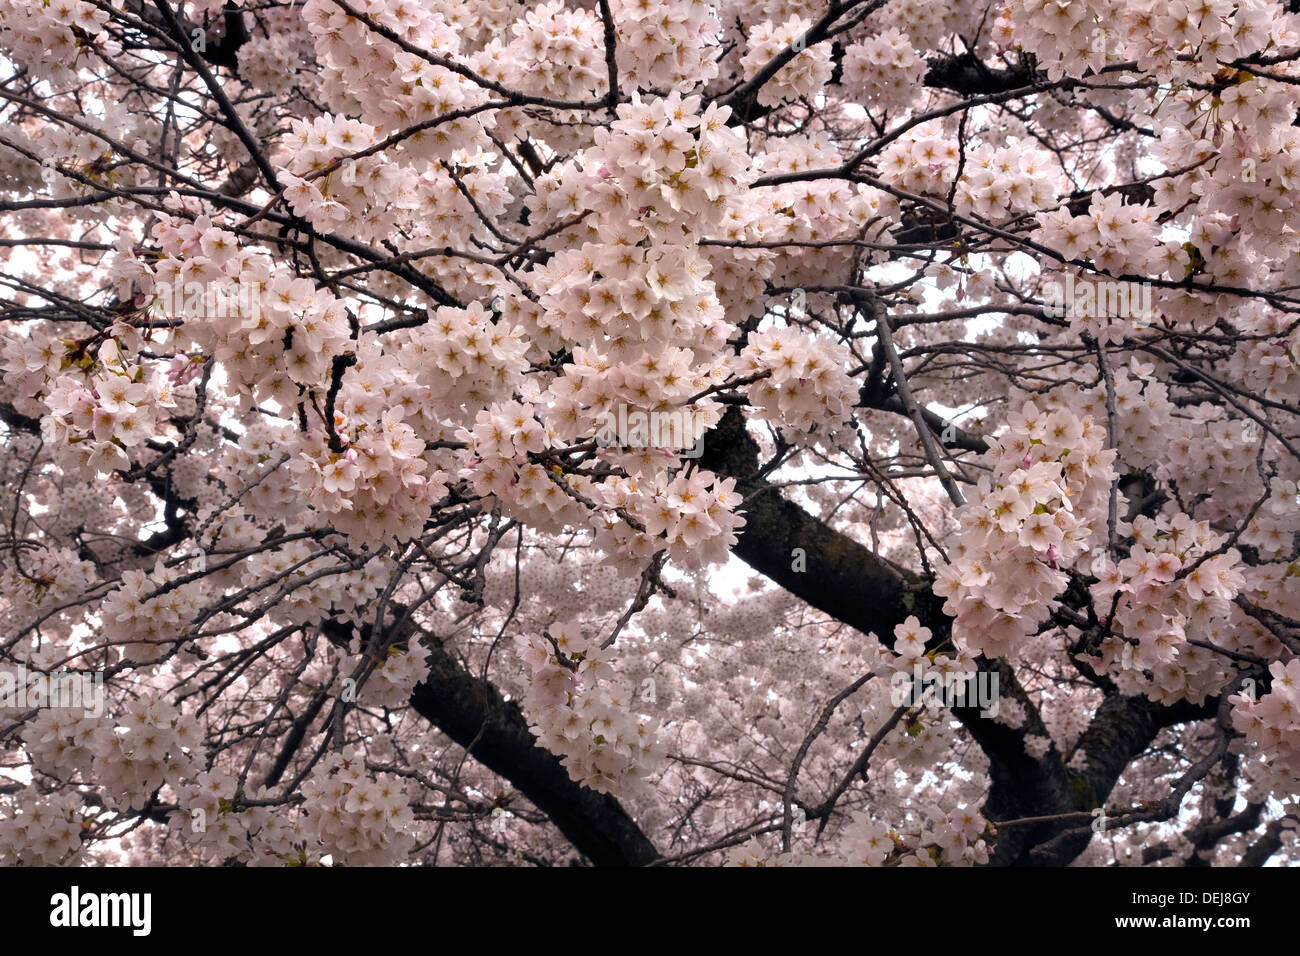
[90,696,204,812]
[238,31,307,97]
[620,471,746,570]
[884,616,991,706]
[0,0,111,83]
[0,791,84,866]
[99,558,210,663]
[737,327,858,446]
[342,643,430,709]
[1068,360,1177,473]
[998,378,1263,705]
[459,399,578,528]
[1231,660,1300,800]
[301,0,490,165]
[867,0,985,53]
[745,170,896,296]
[459,388,741,578]
[724,804,990,867]
[412,301,530,418]
[837,805,990,867]
[223,535,396,630]
[739,17,834,108]
[1224,298,1300,417]
[0,544,97,640]
[581,92,754,236]
[171,769,308,865]
[879,122,1056,221]
[1241,479,1300,560]
[954,139,1058,220]
[609,0,721,91]
[21,707,114,781]
[517,621,664,799]
[277,115,420,241]
[840,28,927,113]
[35,337,175,476]
[144,218,354,400]
[1085,514,1246,703]
[1007,0,1280,82]
[203,433,304,539]
[300,749,417,865]
[493,0,605,104]
[286,404,443,547]
[933,402,1118,659]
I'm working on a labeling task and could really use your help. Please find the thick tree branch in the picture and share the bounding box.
[308,604,659,865]
[699,407,1091,864]
[409,632,659,867]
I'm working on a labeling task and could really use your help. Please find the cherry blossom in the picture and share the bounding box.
[0,0,1297,871]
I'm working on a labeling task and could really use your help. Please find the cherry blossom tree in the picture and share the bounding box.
[1,0,1298,867]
